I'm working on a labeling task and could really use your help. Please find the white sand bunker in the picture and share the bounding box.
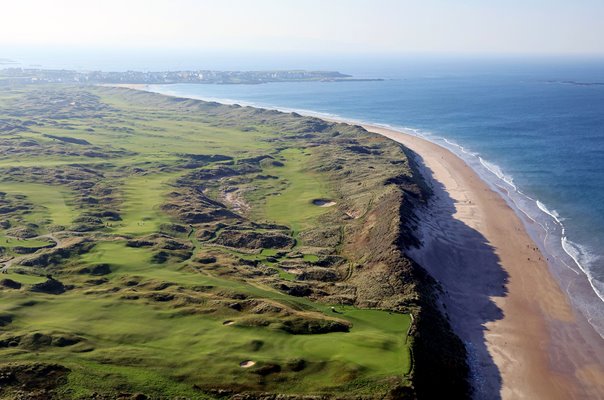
[239,360,256,368]
[223,320,235,326]
[312,199,336,207]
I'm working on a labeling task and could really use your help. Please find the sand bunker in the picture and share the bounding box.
[312,199,336,207]
[239,360,256,368]
[223,320,235,326]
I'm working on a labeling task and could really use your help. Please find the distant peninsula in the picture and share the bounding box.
[0,68,383,85]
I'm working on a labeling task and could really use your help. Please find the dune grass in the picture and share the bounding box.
[255,149,333,233]
[4,295,410,397]
[109,173,180,236]
[0,86,414,398]
[0,182,77,227]
[3,239,411,397]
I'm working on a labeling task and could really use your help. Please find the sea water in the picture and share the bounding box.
[145,58,604,336]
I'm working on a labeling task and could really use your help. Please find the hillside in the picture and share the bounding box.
[0,85,468,399]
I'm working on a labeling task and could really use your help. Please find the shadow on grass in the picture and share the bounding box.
[406,150,508,400]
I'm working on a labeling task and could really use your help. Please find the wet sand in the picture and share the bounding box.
[362,123,604,399]
[111,85,603,398]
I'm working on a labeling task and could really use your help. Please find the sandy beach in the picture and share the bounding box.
[118,84,604,398]
[362,124,604,399]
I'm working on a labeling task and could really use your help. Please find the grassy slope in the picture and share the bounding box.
[0,85,428,399]
[110,173,179,235]
[257,148,332,233]
[0,182,77,227]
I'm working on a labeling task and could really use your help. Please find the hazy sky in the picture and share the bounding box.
[2,0,604,55]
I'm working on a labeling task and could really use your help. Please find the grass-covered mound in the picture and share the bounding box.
[0,85,468,399]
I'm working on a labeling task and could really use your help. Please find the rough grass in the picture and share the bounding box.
[0,85,417,398]
[260,149,333,233]
[110,173,180,235]
[4,240,411,397]
[3,294,410,396]
[0,182,77,227]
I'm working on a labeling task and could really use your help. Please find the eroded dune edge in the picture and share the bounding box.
[0,85,468,399]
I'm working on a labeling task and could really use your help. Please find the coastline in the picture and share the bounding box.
[360,124,604,399]
[114,84,604,398]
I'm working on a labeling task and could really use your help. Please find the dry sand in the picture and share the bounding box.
[362,124,604,399]
[109,85,603,398]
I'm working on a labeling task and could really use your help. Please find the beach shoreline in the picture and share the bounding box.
[360,123,604,399]
[114,84,604,398]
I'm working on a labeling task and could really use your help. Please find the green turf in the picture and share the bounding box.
[3,239,411,396]
[0,272,46,285]
[3,292,410,396]
[255,149,333,233]
[109,173,180,236]
[0,182,77,227]
[0,86,415,398]
[0,236,54,249]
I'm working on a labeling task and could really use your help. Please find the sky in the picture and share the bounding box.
[2,0,604,56]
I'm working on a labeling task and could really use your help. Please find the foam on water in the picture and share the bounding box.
[375,121,604,335]
[412,129,604,336]
[325,118,604,337]
[537,200,564,225]
[478,157,517,190]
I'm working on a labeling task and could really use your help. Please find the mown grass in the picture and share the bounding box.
[0,182,77,227]
[0,237,54,249]
[3,240,411,396]
[0,86,413,398]
[254,148,333,234]
[0,156,109,168]
[0,272,46,284]
[109,173,180,236]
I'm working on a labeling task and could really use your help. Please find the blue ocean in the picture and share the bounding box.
[145,58,604,336]
[6,51,602,334]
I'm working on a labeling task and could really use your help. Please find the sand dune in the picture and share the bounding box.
[363,124,604,399]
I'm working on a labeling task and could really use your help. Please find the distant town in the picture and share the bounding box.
[0,68,383,85]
